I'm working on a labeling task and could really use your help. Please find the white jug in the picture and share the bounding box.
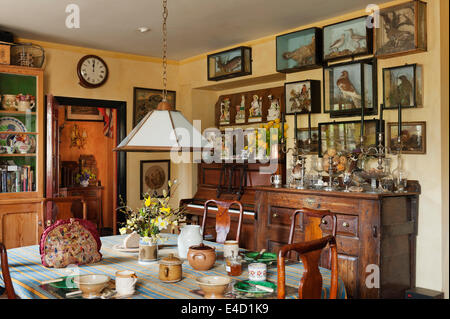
[177,225,203,259]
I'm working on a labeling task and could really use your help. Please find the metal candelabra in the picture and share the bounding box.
[281,137,309,189]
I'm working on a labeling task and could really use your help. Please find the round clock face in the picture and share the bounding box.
[77,55,108,88]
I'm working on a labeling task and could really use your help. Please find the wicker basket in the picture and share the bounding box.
[10,43,45,68]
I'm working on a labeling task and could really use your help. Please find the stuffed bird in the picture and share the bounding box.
[336,71,361,108]
[397,75,413,106]
[329,34,346,52]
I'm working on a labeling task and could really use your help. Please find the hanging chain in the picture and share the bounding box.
[162,0,168,101]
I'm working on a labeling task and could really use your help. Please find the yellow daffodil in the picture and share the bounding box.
[145,197,151,207]
[119,227,128,235]
[275,118,280,124]
[161,206,171,214]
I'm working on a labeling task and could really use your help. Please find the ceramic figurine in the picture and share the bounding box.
[235,95,246,124]
[267,94,280,121]
[248,95,262,122]
[219,98,230,125]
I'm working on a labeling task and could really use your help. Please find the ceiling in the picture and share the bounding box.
[0,0,386,61]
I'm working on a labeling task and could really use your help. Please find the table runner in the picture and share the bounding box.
[1,234,346,299]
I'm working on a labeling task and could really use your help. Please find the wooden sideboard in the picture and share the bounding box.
[59,186,103,229]
[252,186,420,299]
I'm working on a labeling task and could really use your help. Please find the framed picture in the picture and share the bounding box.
[207,46,252,81]
[375,0,427,59]
[65,106,104,122]
[383,64,423,109]
[296,127,319,154]
[133,87,176,128]
[284,80,321,114]
[276,27,323,73]
[318,119,381,157]
[387,121,426,154]
[323,59,377,118]
[323,16,373,62]
[139,160,170,199]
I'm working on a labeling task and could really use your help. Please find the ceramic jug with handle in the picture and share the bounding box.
[177,225,203,259]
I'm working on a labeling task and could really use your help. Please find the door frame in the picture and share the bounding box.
[45,96,127,234]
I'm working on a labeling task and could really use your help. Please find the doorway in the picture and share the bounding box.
[45,95,126,235]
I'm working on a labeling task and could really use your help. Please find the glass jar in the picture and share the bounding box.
[380,158,394,192]
[225,255,242,276]
[392,154,408,193]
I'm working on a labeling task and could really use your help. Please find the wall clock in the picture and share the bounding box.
[77,55,109,88]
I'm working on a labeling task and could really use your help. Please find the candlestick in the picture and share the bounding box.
[281,112,285,141]
[308,112,311,140]
[398,103,402,142]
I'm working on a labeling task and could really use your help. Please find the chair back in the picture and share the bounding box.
[288,207,337,268]
[201,199,244,244]
[41,196,87,229]
[0,242,16,299]
[277,235,338,299]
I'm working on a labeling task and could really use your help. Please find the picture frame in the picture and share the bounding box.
[318,119,382,157]
[383,64,423,109]
[133,87,176,128]
[323,16,373,62]
[387,121,426,154]
[65,106,104,122]
[296,127,319,154]
[375,0,427,59]
[323,58,377,118]
[140,160,170,200]
[284,80,321,115]
[276,27,323,73]
[207,46,252,81]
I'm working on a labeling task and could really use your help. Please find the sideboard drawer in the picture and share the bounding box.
[268,206,298,228]
[336,214,358,237]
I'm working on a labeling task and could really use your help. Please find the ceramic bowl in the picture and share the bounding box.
[196,275,231,299]
[73,274,110,298]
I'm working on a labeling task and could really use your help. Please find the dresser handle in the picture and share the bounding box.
[272,213,279,219]
[342,222,349,228]
[321,219,328,225]
[372,226,378,238]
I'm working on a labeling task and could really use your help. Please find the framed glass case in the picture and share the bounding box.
[207,46,252,81]
[284,80,321,114]
[383,64,423,109]
[323,59,377,118]
[323,16,373,62]
[276,27,322,73]
[375,0,427,58]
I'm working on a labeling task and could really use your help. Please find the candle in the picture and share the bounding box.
[398,103,402,141]
[308,112,311,140]
[379,104,383,133]
[294,112,298,137]
[360,106,365,143]
[281,112,285,141]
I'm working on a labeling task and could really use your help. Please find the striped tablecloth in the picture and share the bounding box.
[1,234,346,299]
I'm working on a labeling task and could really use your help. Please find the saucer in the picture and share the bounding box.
[112,244,139,253]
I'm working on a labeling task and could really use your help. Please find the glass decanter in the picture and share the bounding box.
[311,155,324,188]
[380,157,394,192]
[392,154,408,193]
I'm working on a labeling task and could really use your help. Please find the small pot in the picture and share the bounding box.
[158,254,183,283]
[187,243,216,271]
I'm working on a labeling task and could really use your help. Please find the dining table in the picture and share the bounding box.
[1,234,347,299]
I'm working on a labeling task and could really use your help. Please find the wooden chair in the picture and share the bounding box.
[201,199,244,244]
[41,197,87,229]
[0,242,16,299]
[288,207,337,268]
[277,235,338,299]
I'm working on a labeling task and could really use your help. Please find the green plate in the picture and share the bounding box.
[49,277,76,289]
[244,252,277,263]
[234,280,277,294]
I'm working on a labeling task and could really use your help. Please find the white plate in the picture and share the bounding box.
[112,244,139,253]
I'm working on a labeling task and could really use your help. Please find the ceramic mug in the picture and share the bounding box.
[16,100,36,112]
[223,240,239,258]
[248,263,267,281]
[270,174,282,187]
[2,94,17,110]
[115,270,138,296]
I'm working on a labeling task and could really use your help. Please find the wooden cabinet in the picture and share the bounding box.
[59,186,103,229]
[253,186,420,299]
[0,65,44,248]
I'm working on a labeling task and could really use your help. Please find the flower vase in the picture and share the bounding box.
[80,180,89,187]
[138,238,158,264]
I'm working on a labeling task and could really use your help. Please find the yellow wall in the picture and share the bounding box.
[178,0,449,296]
[20,0,448,296]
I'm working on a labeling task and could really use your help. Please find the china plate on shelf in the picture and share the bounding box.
[112,244,139,253]
[0,117,27,132]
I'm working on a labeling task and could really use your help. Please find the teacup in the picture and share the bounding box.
[3,146,14,154]
[16,100,35,112]
[115,270,138,296]
[1,94,17,111]
[73,274,110,299]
